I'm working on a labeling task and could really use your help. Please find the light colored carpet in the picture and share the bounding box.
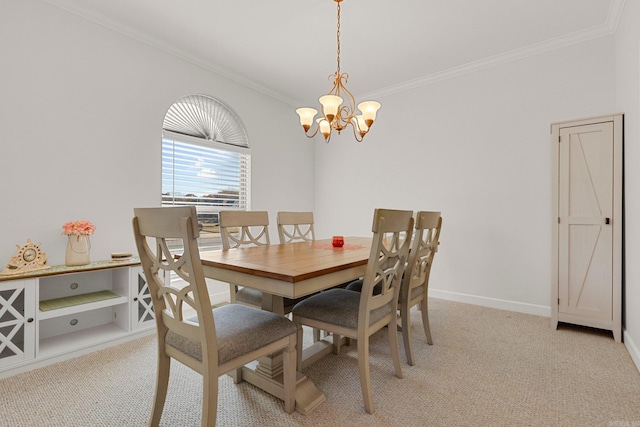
[1,298,639,426]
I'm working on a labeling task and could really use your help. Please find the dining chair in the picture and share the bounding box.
[220,210,312,317]
[219,210,271,308]
[277,211,315,243]
[278,210,352,289]
[132,206,297,427]
[292,208,414,414]
[399,211,442,366]
[276,211,328,342]
[279,211,341,344]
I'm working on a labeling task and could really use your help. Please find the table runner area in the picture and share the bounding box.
[310,244,364,250]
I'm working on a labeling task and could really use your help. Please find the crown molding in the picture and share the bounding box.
[42,0,627,107]
[607,0,627,32]
[40,0,300,107]
[358,0,627,100]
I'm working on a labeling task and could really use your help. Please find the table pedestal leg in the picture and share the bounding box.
[239,357,326,414]
[232,334,344,413]
[230,294,325,414]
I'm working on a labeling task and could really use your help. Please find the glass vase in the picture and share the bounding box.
[65,234,91,266]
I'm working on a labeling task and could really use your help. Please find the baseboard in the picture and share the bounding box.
[429,288,551,317]
[624,329,640,373]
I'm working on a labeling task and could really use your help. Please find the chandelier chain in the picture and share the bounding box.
[336,1,341,74]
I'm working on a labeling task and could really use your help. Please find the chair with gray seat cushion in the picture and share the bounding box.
[278,211,351,295]
[399,211,442,365]
[276,211,323,341]
[292,208,413,414]
[277,211,315,243]
[219,210,271,308]
[219,210,307,313]
[345,278,380,294]
[133,206,297,427]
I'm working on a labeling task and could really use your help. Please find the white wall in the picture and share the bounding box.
[315,36,617,316]
[2,0,637,370]
[615,0,640,370]
[0,0,314,266]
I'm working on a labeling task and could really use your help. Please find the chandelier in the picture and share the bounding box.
[296,0,381,143]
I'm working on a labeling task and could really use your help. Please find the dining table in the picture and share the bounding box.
[199,236,372,414]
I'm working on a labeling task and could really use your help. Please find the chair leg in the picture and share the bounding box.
[228,283,238,303]
[388,316,403,379]
[401,303,415,366]
[356,335,374,414]
[201,369,218,427]
[332,333,342,355]
[150,351,170,426]
[420,297,433,345]
[229,367,243,384]
[282,335,297,414]
[295,323,304,372]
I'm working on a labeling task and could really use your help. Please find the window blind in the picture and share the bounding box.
[162,131,251,251]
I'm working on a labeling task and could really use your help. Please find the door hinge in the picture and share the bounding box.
[558,217,560,224]
[558,135,561,143]
[558,298,560,305]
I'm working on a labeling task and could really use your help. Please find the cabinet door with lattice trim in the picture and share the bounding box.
[131,267,155,331]
[0,279,36,368]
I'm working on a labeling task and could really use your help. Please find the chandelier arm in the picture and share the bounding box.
[303,123,322,139]
[302,119,334,142]
[329,73,357,133]
[348,120,365,142]
[335,73,357,116]
[326,72,341,98]
[335,106,352,131]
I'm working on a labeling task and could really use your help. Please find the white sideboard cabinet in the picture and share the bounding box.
[0,259,155,378]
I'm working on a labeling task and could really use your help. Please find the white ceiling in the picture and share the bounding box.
[42,0,624,106]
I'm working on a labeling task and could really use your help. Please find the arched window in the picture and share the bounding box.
[162,94,251,250]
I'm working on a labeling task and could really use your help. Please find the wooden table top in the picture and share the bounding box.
[199,236,371,283]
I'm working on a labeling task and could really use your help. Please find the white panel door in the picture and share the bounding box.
[558,122,613,321]
[551,113,622,342]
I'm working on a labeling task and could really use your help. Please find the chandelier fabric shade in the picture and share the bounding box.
[296,0,381,143]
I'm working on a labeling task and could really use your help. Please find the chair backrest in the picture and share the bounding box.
[277,211,315,243]
[359,208,414,326]
[401,211,442,303]
[219,211,270,250]
[132,206,218,367]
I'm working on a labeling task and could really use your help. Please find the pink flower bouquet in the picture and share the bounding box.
[62,220,96,236]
